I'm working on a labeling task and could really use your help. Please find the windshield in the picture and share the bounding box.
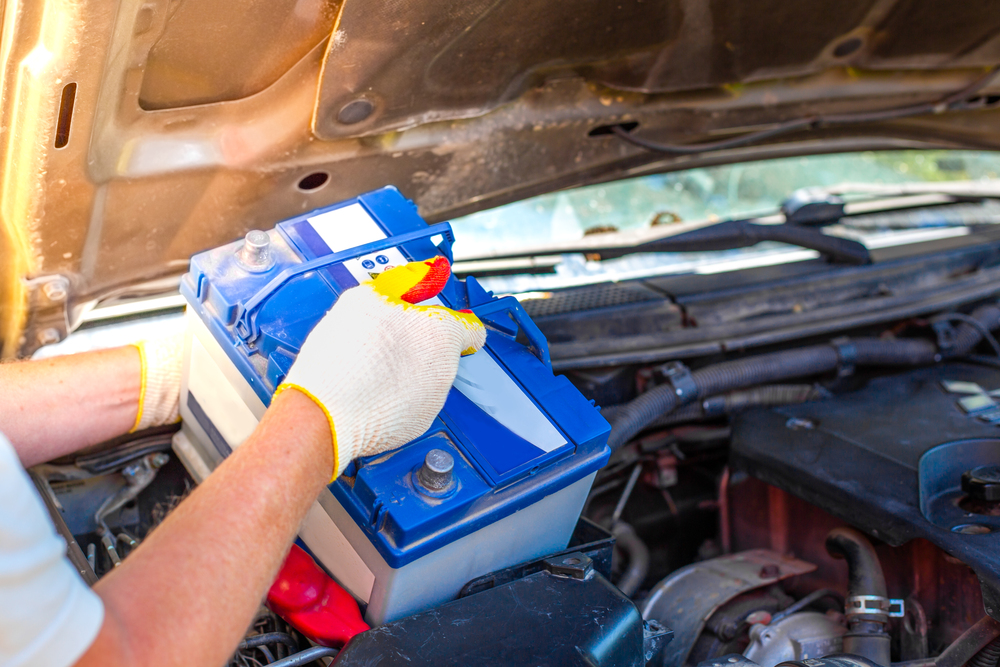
[450,150,1000,293]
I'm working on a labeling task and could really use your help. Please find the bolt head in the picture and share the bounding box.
[43,282,67,302]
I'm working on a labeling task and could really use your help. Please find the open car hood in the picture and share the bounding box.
[3,0,1000,356]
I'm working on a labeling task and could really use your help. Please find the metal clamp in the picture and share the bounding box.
[661,361,698,405]
[932,320,957,354]
[830,337,857,378]
[845,595,905,618]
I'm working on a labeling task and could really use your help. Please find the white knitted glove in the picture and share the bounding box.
[277,258,487,480]
[130,333,184,432]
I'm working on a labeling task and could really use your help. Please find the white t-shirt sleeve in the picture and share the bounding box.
[0,432,104,667]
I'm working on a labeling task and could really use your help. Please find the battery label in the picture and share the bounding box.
[306,203,409,284]
[308,203,385,252]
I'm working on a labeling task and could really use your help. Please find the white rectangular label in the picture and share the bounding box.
[308,203,386,252]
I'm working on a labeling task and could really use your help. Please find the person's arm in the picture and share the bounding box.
[68,258,485,667]
[2,335,183,468]
[76,388,331,667]
[1,346,141,467]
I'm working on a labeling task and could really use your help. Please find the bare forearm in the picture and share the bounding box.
[79,389,333,667]
[0,347,141,466]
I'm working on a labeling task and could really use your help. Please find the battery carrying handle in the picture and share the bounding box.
[472,296,552,369]
[234,222,455,343]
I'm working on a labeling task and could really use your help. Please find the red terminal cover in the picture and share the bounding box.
[267,544,369,647]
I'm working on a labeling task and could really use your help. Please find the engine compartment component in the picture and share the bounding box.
[333,549,671,667]
[731,361,1000,618]
[642,550,817,667]
[743,611,846,666]
[176,187,611,624]
[825,528,893,667]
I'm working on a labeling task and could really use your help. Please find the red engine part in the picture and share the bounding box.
[728,476,985,650]
[267,544,369,647]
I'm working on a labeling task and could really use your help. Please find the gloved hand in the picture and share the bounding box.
[130,334,184,432]
[277,257,487,480]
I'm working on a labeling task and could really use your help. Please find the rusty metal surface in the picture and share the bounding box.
[729,477,987,650]
[4,1,1000,355]
[641,549,817,667]
[313,0,1000,139]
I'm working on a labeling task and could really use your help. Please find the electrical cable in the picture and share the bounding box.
[256,645,275,664]
[238,633,298,651]
[769,589,844,625]
[612,66,1000,156]
[266,646,340,667]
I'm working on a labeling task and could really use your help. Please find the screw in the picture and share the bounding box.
[43,281,67,302]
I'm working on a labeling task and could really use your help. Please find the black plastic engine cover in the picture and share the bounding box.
[730,362,1000,619]
[334,551,671,666]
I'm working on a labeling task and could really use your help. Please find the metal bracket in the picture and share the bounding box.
[661,361,698,405]
[19,275,72,356]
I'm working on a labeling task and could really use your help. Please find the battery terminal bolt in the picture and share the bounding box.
[417,449,454,493]
[237,230,274,272]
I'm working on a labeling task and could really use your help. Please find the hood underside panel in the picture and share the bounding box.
[315,0,1000,138]
[3,0,1000,356]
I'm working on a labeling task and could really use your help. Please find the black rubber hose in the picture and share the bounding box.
[951,304,1000,357]
[852,338,938,366]
[968,637,1000,667]
[608,345,837,449]
[608,337,941,450]
[612,522,650,598]
[826,527,891,666]
[825,527,888,599]
[717,384,826,412]
[600,385,824,426]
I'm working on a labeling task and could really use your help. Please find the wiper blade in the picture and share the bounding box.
[613,219,871,264]
[459,216,871,266]
[457,181,1000,268]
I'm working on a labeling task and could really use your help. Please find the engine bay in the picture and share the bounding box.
[32,207,1000,666]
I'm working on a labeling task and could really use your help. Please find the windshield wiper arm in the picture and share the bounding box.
[588,219,871,265]
[459,217,871,266]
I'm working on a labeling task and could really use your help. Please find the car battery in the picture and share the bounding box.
[173,186,611,624]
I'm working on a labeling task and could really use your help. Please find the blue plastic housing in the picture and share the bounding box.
[181,186,610,568]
